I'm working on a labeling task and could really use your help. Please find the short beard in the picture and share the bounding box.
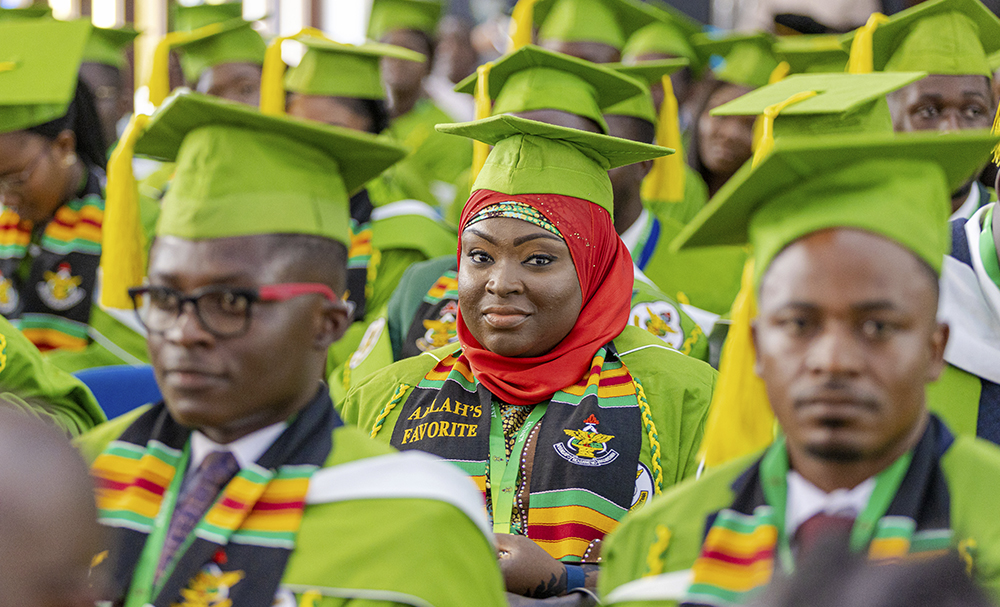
[804,443,864,463]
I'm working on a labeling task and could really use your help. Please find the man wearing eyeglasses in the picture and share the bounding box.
[75,92,507,607]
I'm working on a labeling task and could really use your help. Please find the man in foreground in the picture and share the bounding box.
[599,130,1000,605]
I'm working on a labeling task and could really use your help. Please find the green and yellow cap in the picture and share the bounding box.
[773,34,848,74]
[285,39,424,99]
[673,129,999,281]
[367,0,442,40]
[621,0,703,74]
[841,0,1000,77]
[605,59,689,122]
[454,45,645,134]
[173,2,244,32]
[436,114,672,215]
[989,48,1000,72]
[0,18,90,134]
[134,91,408,245]
[533,0,657,50]
[711,71,925,139]
[83,25,139,70]
[694,31,778,88]
[0,5,52,19]
[172,17,265,83]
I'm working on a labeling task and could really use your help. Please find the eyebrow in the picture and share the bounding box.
[775,300,900,313]
[513,232,564,246]
[464,228,495,244]
[150,271,255,286]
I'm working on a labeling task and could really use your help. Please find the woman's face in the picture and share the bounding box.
[697,83,756,178]
[458,216,582,358]
[0,130,74,224]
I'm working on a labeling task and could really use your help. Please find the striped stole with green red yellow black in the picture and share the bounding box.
[0,170,103,351]
[682,416,957,607]
[390,344,643,562]
[90,391,338,607]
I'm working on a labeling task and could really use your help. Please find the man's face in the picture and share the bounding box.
[605,114,653,221]
[286,95,373,132]
[196,62,262,106]
[146,235,343,443]
[380,29,431,94]
[754,229,947,465]
[888,74,994,132]
[539,39,620,64]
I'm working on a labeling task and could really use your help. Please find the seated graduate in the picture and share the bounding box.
[340,114,717,602]
[0,20,111,352]
[598,129,1000,606]
[75,92,507,607]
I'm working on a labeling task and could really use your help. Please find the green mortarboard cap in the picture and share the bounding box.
[135,92,408,245]
[83,25,139,70]
[533,0,657,50]
[285,39,424,99]
[773,35,848,74]
[172,18,265,83]
[173,2,244,32]
[605,59,689,123]
[990,48,1000,72]
[367,0,442,40]
[694,31,778,88]
[673,129,999,280]
[0,18,90,134]
[711,72,925,138]
[621,0,703,72]
[453,45,645,134]
[436,114,672,215]
[840,0,1000,77]
[0,5,52,19]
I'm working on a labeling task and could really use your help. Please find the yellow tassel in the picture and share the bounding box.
[697,258,776,469]
[847,13,889,74]
[0,61,16,72]
[298,590,322,607]
[148,24,224,107]
[260,28,334,116]
[768,60,791,85]
[508,0,539,52]
[641,75,685,203]
[99,113,150,310]
[751,90,817,168]
[471,62,494,184]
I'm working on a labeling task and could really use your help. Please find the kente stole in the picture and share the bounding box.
[345,188,374,323]
[0,168,103,351]
[682,416,956,607]
[402,264,459,358]
[390,345,642,561]
[91,390,339,607]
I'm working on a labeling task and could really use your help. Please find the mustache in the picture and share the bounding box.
[793,379,880,411]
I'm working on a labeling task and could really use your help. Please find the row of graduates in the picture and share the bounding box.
[4,0,1000,605]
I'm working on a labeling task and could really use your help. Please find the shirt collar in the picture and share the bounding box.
[189,421,288,472]
[785,470,876,537]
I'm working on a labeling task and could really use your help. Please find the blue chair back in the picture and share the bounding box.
[75,364,162,420]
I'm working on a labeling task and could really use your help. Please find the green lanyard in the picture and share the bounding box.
[488,402,547,534]
[759,437,912,574]
[124,446,191,607]
[979,206,1000,291]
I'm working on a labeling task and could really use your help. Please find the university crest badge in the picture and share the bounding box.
[172,563,245,607]
[554,414,619,467]
[630,301,684,349]
[416,300,459,352]
[37,262,86,310]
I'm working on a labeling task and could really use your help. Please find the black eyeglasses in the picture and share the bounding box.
[128,283,340,338]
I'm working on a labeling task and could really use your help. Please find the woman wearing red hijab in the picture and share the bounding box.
[340,116,716,603]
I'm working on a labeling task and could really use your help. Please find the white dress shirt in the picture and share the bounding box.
[188,421,288,476]
[785,470,875,538]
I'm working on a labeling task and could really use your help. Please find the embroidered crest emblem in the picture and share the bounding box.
[554,414,619,467]
[630,301,684,349]
[0,273,18,315]
[37,262,85,310]
[172,563,245,607]
[416,300,459,352]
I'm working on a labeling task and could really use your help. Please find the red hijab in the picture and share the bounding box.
[456,189,634,406]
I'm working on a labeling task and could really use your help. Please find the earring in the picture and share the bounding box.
[63,152,77,167]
